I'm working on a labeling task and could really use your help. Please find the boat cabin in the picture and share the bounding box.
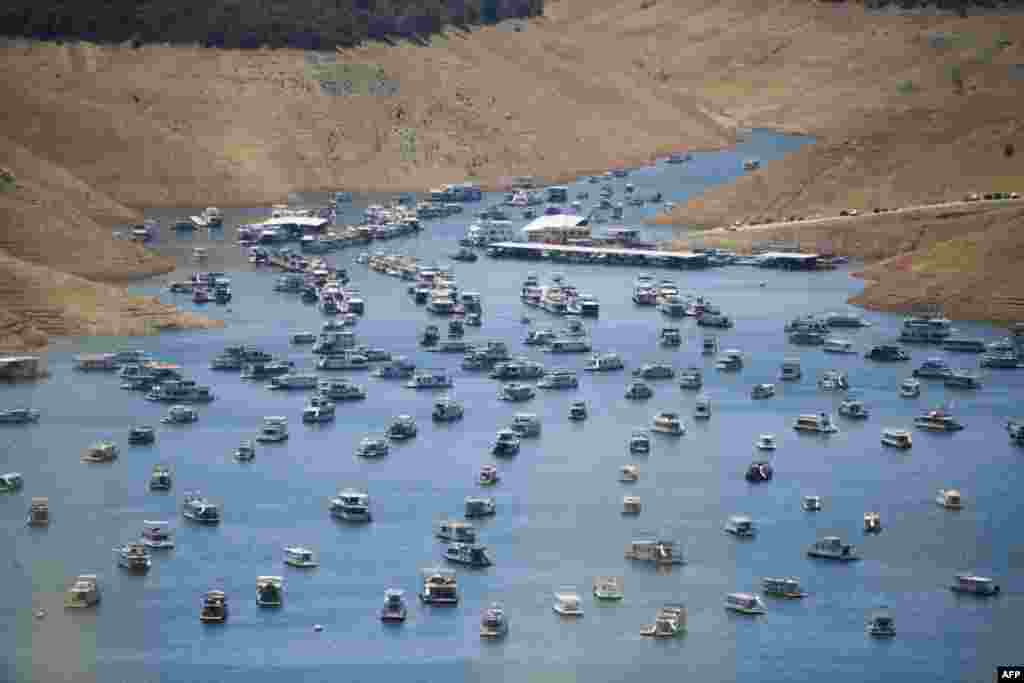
[625,538,685,565]
[27,497,49,526]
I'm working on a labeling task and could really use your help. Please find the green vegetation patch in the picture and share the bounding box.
[896,79,915,95]
[306,60,399,97]
[0,167,15,192]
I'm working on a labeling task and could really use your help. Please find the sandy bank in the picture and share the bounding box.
[686,202,1024,323]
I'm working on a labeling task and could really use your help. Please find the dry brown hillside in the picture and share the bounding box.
[2,0,1024,346]
[688,202,1024,323]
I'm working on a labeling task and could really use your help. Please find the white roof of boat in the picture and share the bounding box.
[251,216,330,228]
[521,214,589,232]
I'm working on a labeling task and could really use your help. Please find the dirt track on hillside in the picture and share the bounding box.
[2,0,1024,349]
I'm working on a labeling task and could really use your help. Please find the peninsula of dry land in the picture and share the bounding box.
[2,0,1023,350]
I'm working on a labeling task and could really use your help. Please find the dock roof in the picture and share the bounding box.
[521,214,589,233]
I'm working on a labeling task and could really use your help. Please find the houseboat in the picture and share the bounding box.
[818,370,849,391]
[694,395,712,419]
[625,380,654,400]
[593,576,624,601]
[284,546,319,568]
[950,574,1000,596]
[745,460,773,482]
[146,380,215,402]
[465,496,496,518]
[420,325,440,347]
[652,412,685,435]
[478,464,499,486]
[510,413,541,437]
[141,520,175,549]
[585,352,625,372]
[866,345,910,362]
[82,441,119,463]
[547,339,592,354]
[552,588,584,616]
[537,369,579,389]
[725,515,756,537]
[524,328,557,346]
[751,383,775,399]
[26,497,49,526]
[199,590,228,623]
[330,489,372,521]
[825,312,870,328]
[373,357,416,379]
[794,413,838,433]
[936,488,963,509]
[407,370,453,390]
[161,404,198,424]
[0,472,23,493]
[725,592,766,615]
[762,577,807,599]
[267,373,319,391]
[568,401,588,421]
[640,605,686,638]
[318,380,366,401]
[625,538,686,565]
[478,604,509,639]
[316,352,370,371]
[490,358,546,380]
[436,519,477,543]
[944,370,982,389]
[807,536,859,561]
[256,416,289,442]
[899,378,921,397]
[182,492,220,524]
[823,339,856,354]
[678,367,702,389]
[432,395,465,422]
[702,336,718,355]
[756,434,777,451]
[838,399,870,419]
[256,576,283,607]
[128,425,155,444]
[498,382,536,402]
[867,608,896,638]
[942,337,987,353]
[419,569,460,606]
[779,358,802,381]
[716,350,744,371]
[381,589,408,621]
[659,327,682,347]
[622,496,642,514]
[302,396,336,424]
[1008,420,1024,444]
[0,408,40,424]
[149,463,172,490]
[64,575,100,608]
[912,357,952,378]
[444,542,492,568]
[881,428,912,449]
[492,429,521,456]
[864,512,882,533]
[356,435,389,458]
[629,430,652,454]
[115,543,152,572]
[634,363,675,380]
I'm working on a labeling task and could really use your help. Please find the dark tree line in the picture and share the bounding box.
[0,0,544,49]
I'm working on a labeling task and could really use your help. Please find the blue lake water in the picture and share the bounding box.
[3,130,1022,683]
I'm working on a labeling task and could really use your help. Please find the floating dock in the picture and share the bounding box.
[486,242,709,268]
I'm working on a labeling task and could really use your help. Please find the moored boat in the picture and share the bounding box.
[762,577,807,599]
[807,536,859,561]
[725,592,765,615]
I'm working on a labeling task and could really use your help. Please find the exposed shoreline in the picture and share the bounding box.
[2,0,1023,351]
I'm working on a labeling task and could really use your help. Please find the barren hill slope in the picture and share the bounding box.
[2,0,1024,347]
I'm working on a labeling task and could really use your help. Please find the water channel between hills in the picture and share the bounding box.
[3,130,1021,683]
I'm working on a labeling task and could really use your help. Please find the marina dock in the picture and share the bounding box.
[486,242,710,268]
